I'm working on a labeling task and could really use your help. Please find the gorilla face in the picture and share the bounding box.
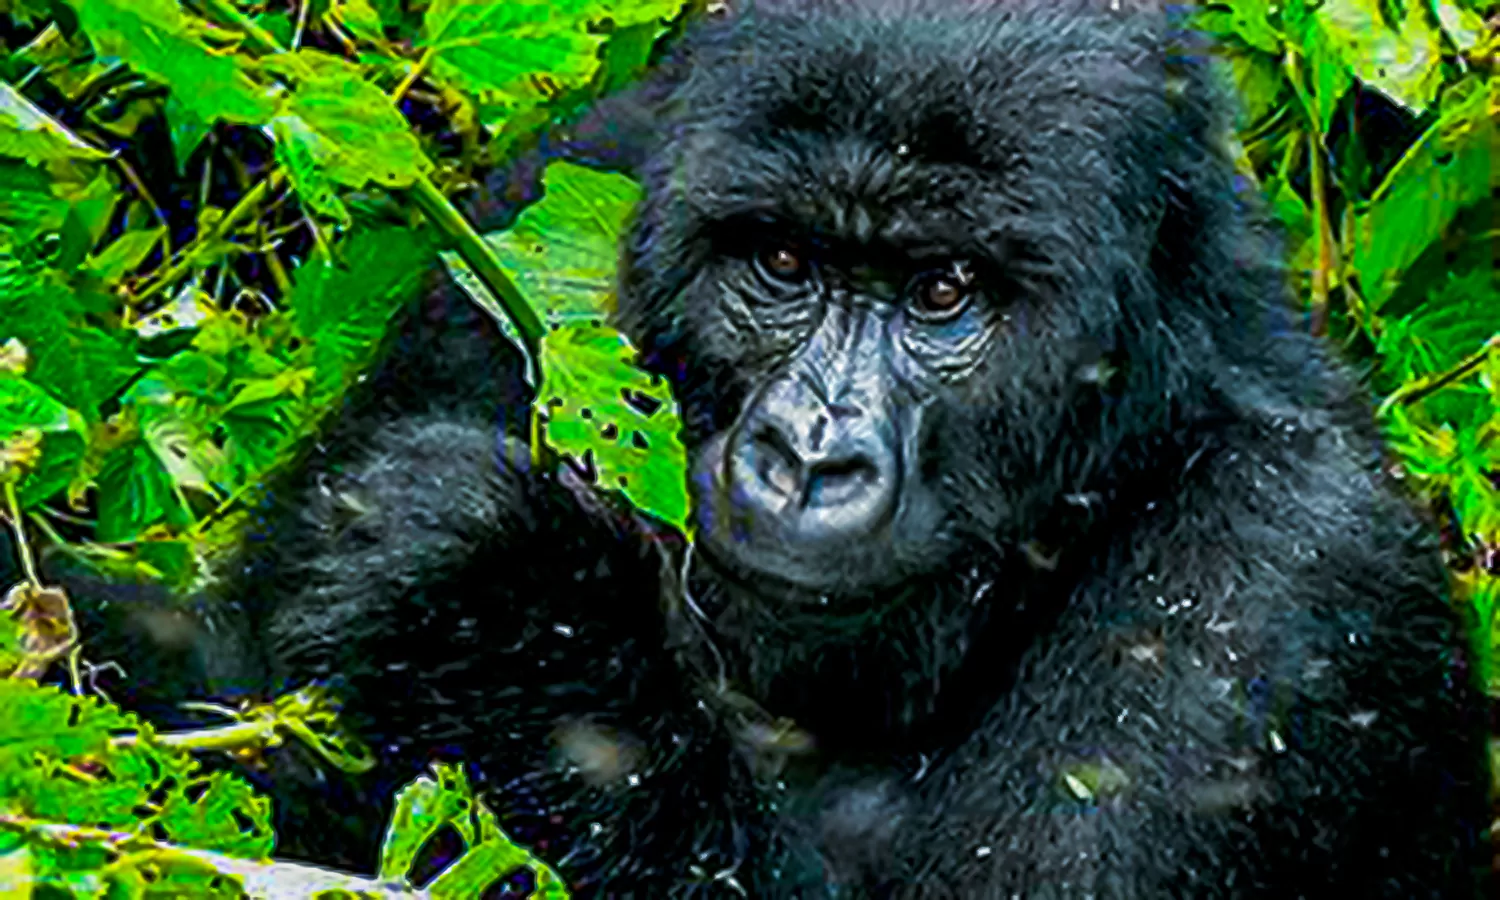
[618,3,1186,601]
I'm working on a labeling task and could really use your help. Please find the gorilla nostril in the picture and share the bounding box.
[751,427,804,499]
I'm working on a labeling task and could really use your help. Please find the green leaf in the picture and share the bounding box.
[0,81,108,165]
[64,0,279,126]
[1226,0,1282,54]
[1352,78,1497,309]
[0,680,274,867]
[288,225,435,400]
[0,376,86,508]
[444,162,688,527]
[271,50,432,189]
[419,0,605,95]
[1304,0,1442,113]
[82,225,165,283]
[603,0,687,27]
[487,162,641,323]
[336,0,387,43]
[0,161,67,251]
[538,325,688,528]
[1225,49,1287,132]
[273,117,352,225]
[163,95,213,175]
[0,268,140,419]
[1433,0,1488,52]
[157,769,274,860]
[379,762,566,896]
[95,424,193,542]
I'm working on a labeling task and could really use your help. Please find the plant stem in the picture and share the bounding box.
[1379,335,1500,416]
[2,482,40,589]
[404,174,545,362]
[134,172,285,305]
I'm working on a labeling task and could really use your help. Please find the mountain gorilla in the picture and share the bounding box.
[34,0,1493,896]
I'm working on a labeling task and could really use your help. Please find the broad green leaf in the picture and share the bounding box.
[594,18,670,96]
[53,169,117,271]
[0,161,67,250]
[1226,0,1282,54]
[95,425,192,542]
[0,376,86,508]
[0,680,274,867]
[1225,49,1286,132]
[271,50,431,189]
[419,0,605,95]
[379,762,478,881]
[0,269,140,419]
[336,0,387,43]
[1300,16,1354,134]
[380,762,566,896]
[64,0,278,126]
[288,225,435,401]
[1433,0,1488,52]
[1352,78,1497,309]
[157,769,274,861]
[163,95,213,175]
[601,0,687,28]
[0,81,107,165]
[1305,0,1442,113]
[273,117,352,225]
[486,162,641,323]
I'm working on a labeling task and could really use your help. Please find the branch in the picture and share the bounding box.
[0,815,429,899]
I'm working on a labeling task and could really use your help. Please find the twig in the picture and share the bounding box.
[112,156,174,253]
[2,482,41,589]
[1378,335,1500,417]
[133,172,285,304]
[292,0,310,50]
[393,47,435,101]
[0,815,429,899]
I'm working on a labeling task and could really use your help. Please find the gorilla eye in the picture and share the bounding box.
[910,262,975,321]
[757,246,808,283]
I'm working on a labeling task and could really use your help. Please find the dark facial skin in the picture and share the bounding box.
[688,231,988,599]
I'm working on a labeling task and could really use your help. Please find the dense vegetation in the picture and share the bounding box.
[0,0,1493,894]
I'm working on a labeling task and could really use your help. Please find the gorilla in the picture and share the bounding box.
[31,0,1495,896]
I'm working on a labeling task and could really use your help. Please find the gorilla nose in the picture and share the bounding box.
[729,411,896,540]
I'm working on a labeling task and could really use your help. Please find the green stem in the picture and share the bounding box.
[404,174,545,362]
[1378,335,1500,417]
[196,0,289,55]
[134,173,284,305]
[2,481,40,588]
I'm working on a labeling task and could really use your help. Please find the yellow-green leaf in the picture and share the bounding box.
[272,50,431,189]
[64,0,279,126]
[0,81,107,164]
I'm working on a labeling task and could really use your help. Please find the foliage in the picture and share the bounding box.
[0,0,1493,893]
[0,0,693,893]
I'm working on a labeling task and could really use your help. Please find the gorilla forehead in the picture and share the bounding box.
[661,1,1175,261]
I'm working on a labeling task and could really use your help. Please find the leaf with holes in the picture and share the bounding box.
[539,325,687,529]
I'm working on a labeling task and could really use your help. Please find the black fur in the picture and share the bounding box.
[32,1,1493,897]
